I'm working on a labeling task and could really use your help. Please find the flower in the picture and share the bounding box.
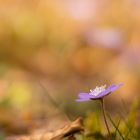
[76,84,123,102]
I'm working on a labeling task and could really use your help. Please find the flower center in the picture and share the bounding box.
[89,85,106,96]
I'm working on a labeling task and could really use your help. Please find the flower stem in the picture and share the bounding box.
[100,99,111,139]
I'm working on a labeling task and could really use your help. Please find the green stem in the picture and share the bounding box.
[100,99,111,140]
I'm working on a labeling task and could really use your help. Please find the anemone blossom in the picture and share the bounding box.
[76,84,123,102]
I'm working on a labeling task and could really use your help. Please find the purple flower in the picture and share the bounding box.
[76,84,123,102]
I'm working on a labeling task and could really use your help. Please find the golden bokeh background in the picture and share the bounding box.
[0,0,140,135]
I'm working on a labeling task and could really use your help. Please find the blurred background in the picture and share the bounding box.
[0,0,140,137]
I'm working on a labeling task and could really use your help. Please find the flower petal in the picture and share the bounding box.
[108,84,123,92]
[76,83,123,102]
[96,83,123,98]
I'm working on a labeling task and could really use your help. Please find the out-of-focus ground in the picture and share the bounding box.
[0,0,140,137]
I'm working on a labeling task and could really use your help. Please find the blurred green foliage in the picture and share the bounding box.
[79,100,140,140]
